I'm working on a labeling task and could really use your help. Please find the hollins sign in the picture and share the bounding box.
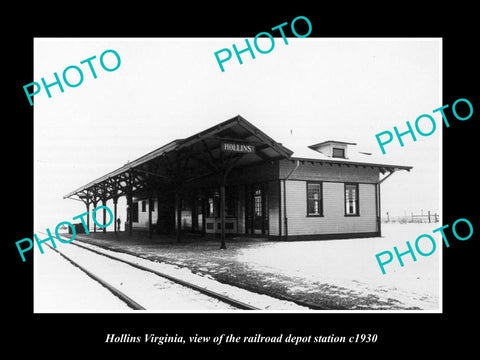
[220,142,255,153]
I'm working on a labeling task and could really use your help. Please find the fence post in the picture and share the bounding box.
[428,210,431,223]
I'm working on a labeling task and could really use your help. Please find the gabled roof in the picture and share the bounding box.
[64,115,412,203]
[64,115,293,202]
[286,143,412,173]
[63,139,183,199]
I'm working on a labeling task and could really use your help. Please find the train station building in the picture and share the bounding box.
[64,115,412,248]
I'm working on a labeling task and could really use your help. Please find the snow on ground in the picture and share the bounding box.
[35,237,308,312]
[51,242,239,311]
[63,223,441,311]
[71,241,309,312]
[34,244,130,312]
[235,223,440,310]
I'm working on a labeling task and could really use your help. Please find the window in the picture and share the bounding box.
[141,200,146,212]
[345,183,359,216]
[332,147,345,158]
[307,182,323,216]
[254,189,262,216]
[207,190,219,217]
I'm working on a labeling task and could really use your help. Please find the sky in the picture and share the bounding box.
[34,38,441,230]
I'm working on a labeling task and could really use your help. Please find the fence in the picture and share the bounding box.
[382,211,439,224]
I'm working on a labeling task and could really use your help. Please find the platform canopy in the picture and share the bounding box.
[64,115,294,205]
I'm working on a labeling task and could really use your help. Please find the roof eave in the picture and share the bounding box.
[289,156,413,172]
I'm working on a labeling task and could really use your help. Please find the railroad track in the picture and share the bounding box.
[44,242,146,310]
[41,234,260,311]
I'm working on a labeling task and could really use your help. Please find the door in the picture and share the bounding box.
[253,187,263,234]
[246,184,268,235]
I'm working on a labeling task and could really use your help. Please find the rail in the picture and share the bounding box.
[41,233,260,311]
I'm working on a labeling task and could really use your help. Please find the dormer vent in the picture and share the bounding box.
[308,140,357,159]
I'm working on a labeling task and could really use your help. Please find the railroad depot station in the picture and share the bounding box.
[64,115,412,248]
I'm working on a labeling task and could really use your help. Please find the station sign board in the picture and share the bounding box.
[220,141,255,154]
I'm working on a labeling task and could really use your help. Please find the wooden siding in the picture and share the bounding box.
[129,159,381,237]
[285,181,377,236]
[268,180,280,236]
